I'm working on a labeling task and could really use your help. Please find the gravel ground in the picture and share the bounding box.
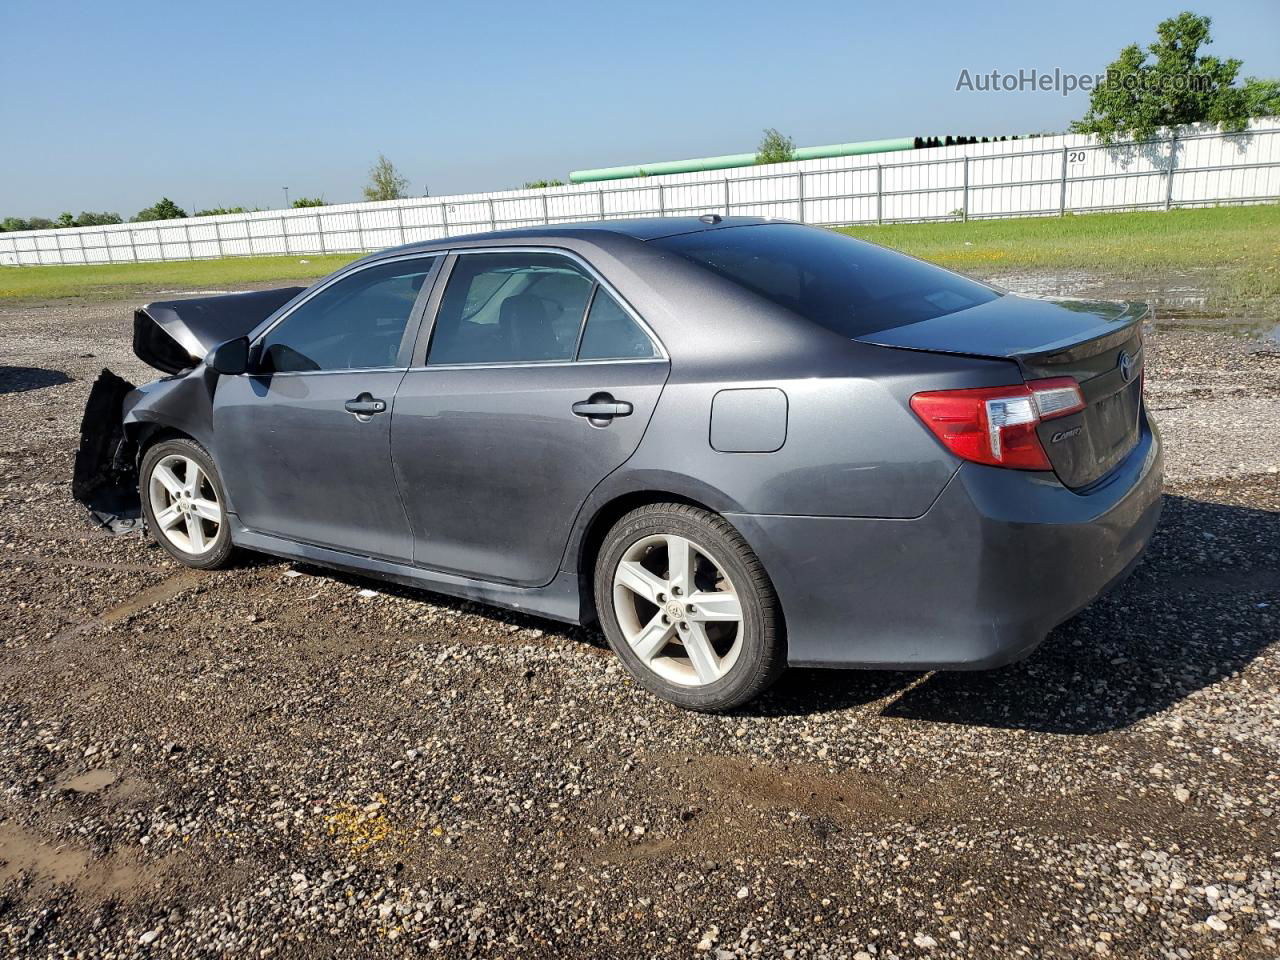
[0,287,1278,959]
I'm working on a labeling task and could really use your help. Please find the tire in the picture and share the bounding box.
[594,503,785,712]
[138,438,235,570]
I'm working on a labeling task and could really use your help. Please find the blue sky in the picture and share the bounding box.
[1,0,1277,218]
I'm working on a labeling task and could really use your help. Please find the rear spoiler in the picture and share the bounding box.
[134,286,305,374]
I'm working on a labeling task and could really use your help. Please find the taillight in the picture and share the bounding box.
[909,377,1085,470]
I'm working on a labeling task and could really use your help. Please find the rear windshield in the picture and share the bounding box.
[652,223,1001,336]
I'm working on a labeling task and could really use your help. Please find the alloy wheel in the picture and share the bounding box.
[611,533,744,687]
[147,453,222,556]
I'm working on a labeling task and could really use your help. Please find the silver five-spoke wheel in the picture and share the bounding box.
[612,533,744,687]
[147,453,222,556]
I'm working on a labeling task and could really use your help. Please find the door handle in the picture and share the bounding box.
[572,397,633,420]
[344,393,388,418]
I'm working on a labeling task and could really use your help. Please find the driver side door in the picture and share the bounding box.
[213,255,439,562]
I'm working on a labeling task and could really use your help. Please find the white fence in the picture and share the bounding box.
[2,119,1277,267]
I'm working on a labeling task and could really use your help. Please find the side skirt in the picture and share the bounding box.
[230,523,584,625]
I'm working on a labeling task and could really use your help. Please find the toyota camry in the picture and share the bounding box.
[73,217,1162,711]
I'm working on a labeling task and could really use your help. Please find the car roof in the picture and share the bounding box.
[358,216,778,263]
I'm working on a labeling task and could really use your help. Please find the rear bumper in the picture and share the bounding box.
[727,416,1163,669]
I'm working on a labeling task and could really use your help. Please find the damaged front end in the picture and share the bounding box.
[71,286,305,532]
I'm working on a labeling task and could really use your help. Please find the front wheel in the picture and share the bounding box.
[139,438,235,569]
[594,503,785,712]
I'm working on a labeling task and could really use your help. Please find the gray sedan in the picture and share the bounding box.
[74,217,1163,711]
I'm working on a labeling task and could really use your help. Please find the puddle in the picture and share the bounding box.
[990,269,1280,345]
[0,824,160,899]
[59,768,118,794]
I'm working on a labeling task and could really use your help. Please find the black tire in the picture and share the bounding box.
[138,438,236,570]
[594,503,785,712]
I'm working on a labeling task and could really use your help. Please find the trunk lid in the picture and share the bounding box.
[858,293,1147,488]
[134,286,305,373]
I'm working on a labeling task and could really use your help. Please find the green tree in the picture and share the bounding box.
[1073,11,1280,142]
[522,179,565,189]
[56,212,75,228]
[291,196,326,207]
[74,211,123,226]
[194,206,249,216]
[363,154,409,201]
[0,217,30,232]
[755,127,796,164]
[132,198,188,222]
[27,217,54,230]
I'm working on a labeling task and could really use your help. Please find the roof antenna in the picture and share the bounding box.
[699,213,722,224]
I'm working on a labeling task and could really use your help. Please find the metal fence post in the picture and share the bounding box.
[723,178,731,216]
[1165,134,1178,210]
[597,189,605,219]
[183,221,193,258]
[440,203,449,238]
[53,230,63,266]
[541,193,550,225]
[356,211,366,252]
[962,157,969,222]
[796,171,805,223]
[657,183,665,216]
[1060,146,1069,216]
[213,220,224,258]
[876,164,884,224]
[395,204,406,244]
[317,214,326,255]
[487,198,497,231]
[128,226,138,263]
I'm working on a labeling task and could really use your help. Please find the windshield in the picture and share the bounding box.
[652,223,1001,337]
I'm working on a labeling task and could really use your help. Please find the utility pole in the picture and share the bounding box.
[283,186,290,209]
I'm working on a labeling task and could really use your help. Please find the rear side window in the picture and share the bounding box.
[578,289,658,360]
[652,223,1000,336]
[428,253,594,365]
[258,258,434,372]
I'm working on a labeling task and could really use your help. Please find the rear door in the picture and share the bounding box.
[391,249,668,586]
[213,255,439,561]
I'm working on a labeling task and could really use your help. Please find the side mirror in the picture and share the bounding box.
[207,337,250,376]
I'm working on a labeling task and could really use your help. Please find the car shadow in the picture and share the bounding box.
[0,366,73,395]
[748,493,1278,732]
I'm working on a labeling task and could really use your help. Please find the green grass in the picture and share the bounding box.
[0,253,360,302]
[839,204,1280,316]
[2,205,1276,316]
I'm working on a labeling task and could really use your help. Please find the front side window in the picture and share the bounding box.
[578,289,659,360]
[427,253,594,365]
[258,258,435,372]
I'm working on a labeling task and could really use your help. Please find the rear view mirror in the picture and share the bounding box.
[207,337,250,376]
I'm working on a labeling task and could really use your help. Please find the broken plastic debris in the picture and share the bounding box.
[357,588,379,599]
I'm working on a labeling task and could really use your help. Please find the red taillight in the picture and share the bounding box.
[909,377,1085,471]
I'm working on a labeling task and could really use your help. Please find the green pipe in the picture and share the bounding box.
[568,137,915,184]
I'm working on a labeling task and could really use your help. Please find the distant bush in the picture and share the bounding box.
[75,211,123,226]
[132,198,188,222]
[194,206,249,216]
[291,196,326,208]
[522,179,565,189]
[756,128,796,165]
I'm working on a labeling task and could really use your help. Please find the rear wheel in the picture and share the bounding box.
[594,503,784,712]
[139,438,235,569]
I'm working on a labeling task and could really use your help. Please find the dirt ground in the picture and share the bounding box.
[0,279,1278,959]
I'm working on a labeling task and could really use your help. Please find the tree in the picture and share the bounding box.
[132,198,188,222]
[75,211,122,227]
[0,217,30,232]
[1073,11,1280,142]
[291,196,326,208]
[363,154,408,201]
[56,212,75,228]
[755,128,796,165]
[27,217,54,230]
[522,179,565,189]
[194,206,249,216]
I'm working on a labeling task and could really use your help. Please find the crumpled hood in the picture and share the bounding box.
[134,286,305,373]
